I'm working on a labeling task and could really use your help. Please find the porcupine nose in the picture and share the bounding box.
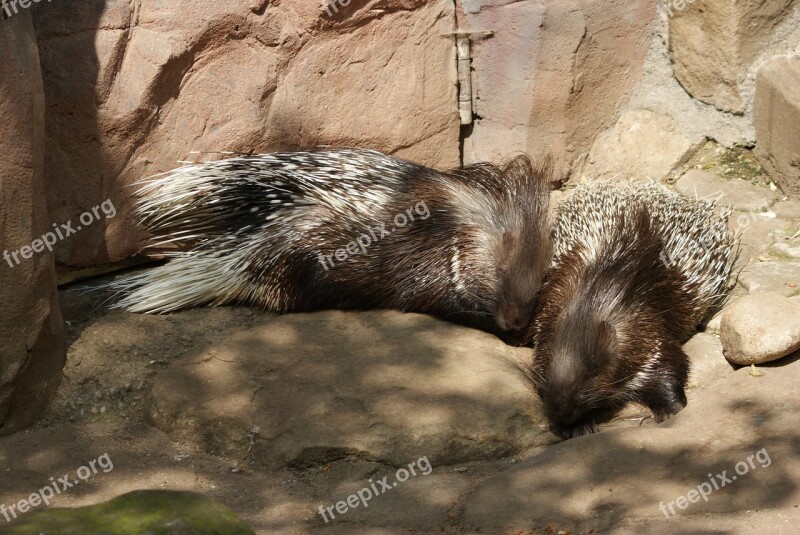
[547,402,582,426]
[496,306,530,332]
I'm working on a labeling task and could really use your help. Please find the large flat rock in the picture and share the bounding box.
[462,354,800,533]
[148,311,550,471]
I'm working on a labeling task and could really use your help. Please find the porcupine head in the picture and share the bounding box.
[490,155,554,333]
[537,308,689,439]
[531,210,691,439]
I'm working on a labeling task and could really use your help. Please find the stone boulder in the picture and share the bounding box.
[147,311,550,471]
[755,55,800,197]
[668,0,797,114]
[721,291,800,365]
[0,12,65,434]
[683,333,735,389]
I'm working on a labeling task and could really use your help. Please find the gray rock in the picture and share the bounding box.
[148,311,550,471]
[721,292,800,365]
[675,170,778,212]
[683,333,734,389]
[738,262,800,297]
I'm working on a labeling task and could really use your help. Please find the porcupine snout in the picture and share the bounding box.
[496,303,532,332]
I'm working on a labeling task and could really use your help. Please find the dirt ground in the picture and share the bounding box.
[0,284,548,534]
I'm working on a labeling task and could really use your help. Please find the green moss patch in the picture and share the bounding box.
[5,490,255,535]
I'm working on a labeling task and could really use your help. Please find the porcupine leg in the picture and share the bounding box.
[638,346,689,423]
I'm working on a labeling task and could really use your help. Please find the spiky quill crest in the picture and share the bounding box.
[523,182,739,439]
[113,149,553,334]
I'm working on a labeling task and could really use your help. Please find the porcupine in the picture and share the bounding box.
[112,149,554,335]
[523,182,738,439]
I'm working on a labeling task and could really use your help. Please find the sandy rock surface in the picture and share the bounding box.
[669,0,797,114]
[3,164,800,533]
[1,245,799,535]
[147,311,550,470]
[579,109,704,182]
[739,262,800,297]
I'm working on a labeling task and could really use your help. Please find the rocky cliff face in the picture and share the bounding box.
[28,0,663,269]
[0,11,65,434]
[32,0,461,269]
[461,0,657,176]
[22,0,800,269]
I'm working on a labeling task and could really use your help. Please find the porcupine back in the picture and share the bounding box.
[113,149,553,334]
[524,182,738,439]
[552,182,737,327]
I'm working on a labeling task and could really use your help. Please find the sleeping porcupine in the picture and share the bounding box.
[523,182,738,439]
[113,149,553,335]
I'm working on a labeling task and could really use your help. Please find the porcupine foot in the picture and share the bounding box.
[642,378,688,424]
[551,417,599,440]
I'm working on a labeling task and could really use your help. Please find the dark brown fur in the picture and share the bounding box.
[119,150,553,338]
[310,155,554,336]
[523,208,695,439]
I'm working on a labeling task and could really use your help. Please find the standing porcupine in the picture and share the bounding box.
[523,182,738,439]
[113,149,553,335]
